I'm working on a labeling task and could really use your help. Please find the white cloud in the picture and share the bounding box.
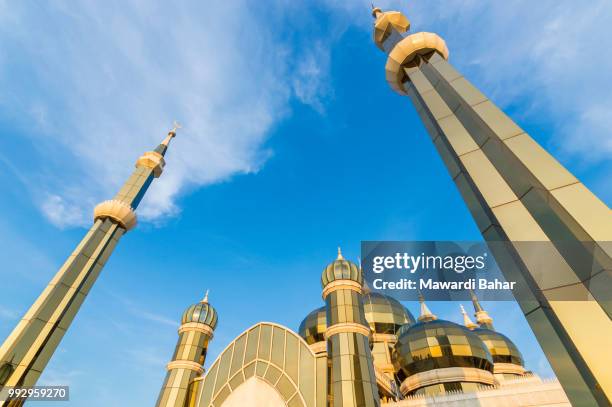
[1,1,609,228]
[0,0,332,227]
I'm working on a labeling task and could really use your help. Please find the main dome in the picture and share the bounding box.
[363,292,415,335]
[394,319,493,377]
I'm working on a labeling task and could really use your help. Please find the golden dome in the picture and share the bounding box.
[394,319,493,378]
[473,328,524,366]
[298,306,327,345]
[320,247,362,287]
[363,292,415,335]
[181,292,218,329]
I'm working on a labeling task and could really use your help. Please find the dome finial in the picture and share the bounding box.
[202,289,209,303]
[460,304,478,330]
[418,292,437,322]
[337,246,344,260]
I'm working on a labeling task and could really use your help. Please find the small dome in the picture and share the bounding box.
[181,295,218,329]
[363,293,415,335]
[321,248,362,287]
[473,328,523,366]
[394,319,493,377]
[298,306,327,345]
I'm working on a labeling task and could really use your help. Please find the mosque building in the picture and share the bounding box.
[154,249,570,407]
[1,4,610,407]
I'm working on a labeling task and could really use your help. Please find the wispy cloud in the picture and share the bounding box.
[38,367,83,387]
[0,306,18,321]
[0,0,334,228]
[102,289,177,329]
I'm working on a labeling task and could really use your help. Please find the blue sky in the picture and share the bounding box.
[0,1,611,405]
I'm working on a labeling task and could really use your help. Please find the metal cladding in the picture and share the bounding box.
[322,250,380,407]
[372,6,612,406]
[0,127,179,399]
[156,295,217,407]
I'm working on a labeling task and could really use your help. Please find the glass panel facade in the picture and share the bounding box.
[192,322,322,407]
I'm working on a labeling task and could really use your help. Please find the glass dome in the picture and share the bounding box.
[363,292,415,335]
[321,249,362,287]
[473,328,523,366]
[182,301,218,329]
[394,319,493,377]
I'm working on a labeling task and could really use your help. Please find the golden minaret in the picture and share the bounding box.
[371,6,611,406]
[0,124,180,405]
[156,291,218,407]
[321,248,379,407]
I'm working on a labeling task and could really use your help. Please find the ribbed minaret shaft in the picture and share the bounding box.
[0,126,179,406]
[322,248,379,407]
[156,292,217,407]
[372,7,611,406]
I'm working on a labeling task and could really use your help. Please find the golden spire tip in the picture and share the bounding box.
[161,121,181,147]
[202,289,209,303]
[337,246,344,260]
[371,3,382,18]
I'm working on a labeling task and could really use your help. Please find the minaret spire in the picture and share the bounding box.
[469,289,484,313]
[0,126,179,398]
[418,293,437,322]
[460,304,478,330]
[202,289,209,303]
[155,120,181,156]
[469,290,494,329]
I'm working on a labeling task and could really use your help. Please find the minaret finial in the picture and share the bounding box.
[418,292,437,322]
[162,120,181,146]
[337,246,344,260]
[460,304,478,330]
[371,4,382,18]
[202,289,209,303]
[155,121,181,156]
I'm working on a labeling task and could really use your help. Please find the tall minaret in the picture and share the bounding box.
[372,6,611,407]
[321,248,379,407]
[0,125,180,397]
[156,292,217,407]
